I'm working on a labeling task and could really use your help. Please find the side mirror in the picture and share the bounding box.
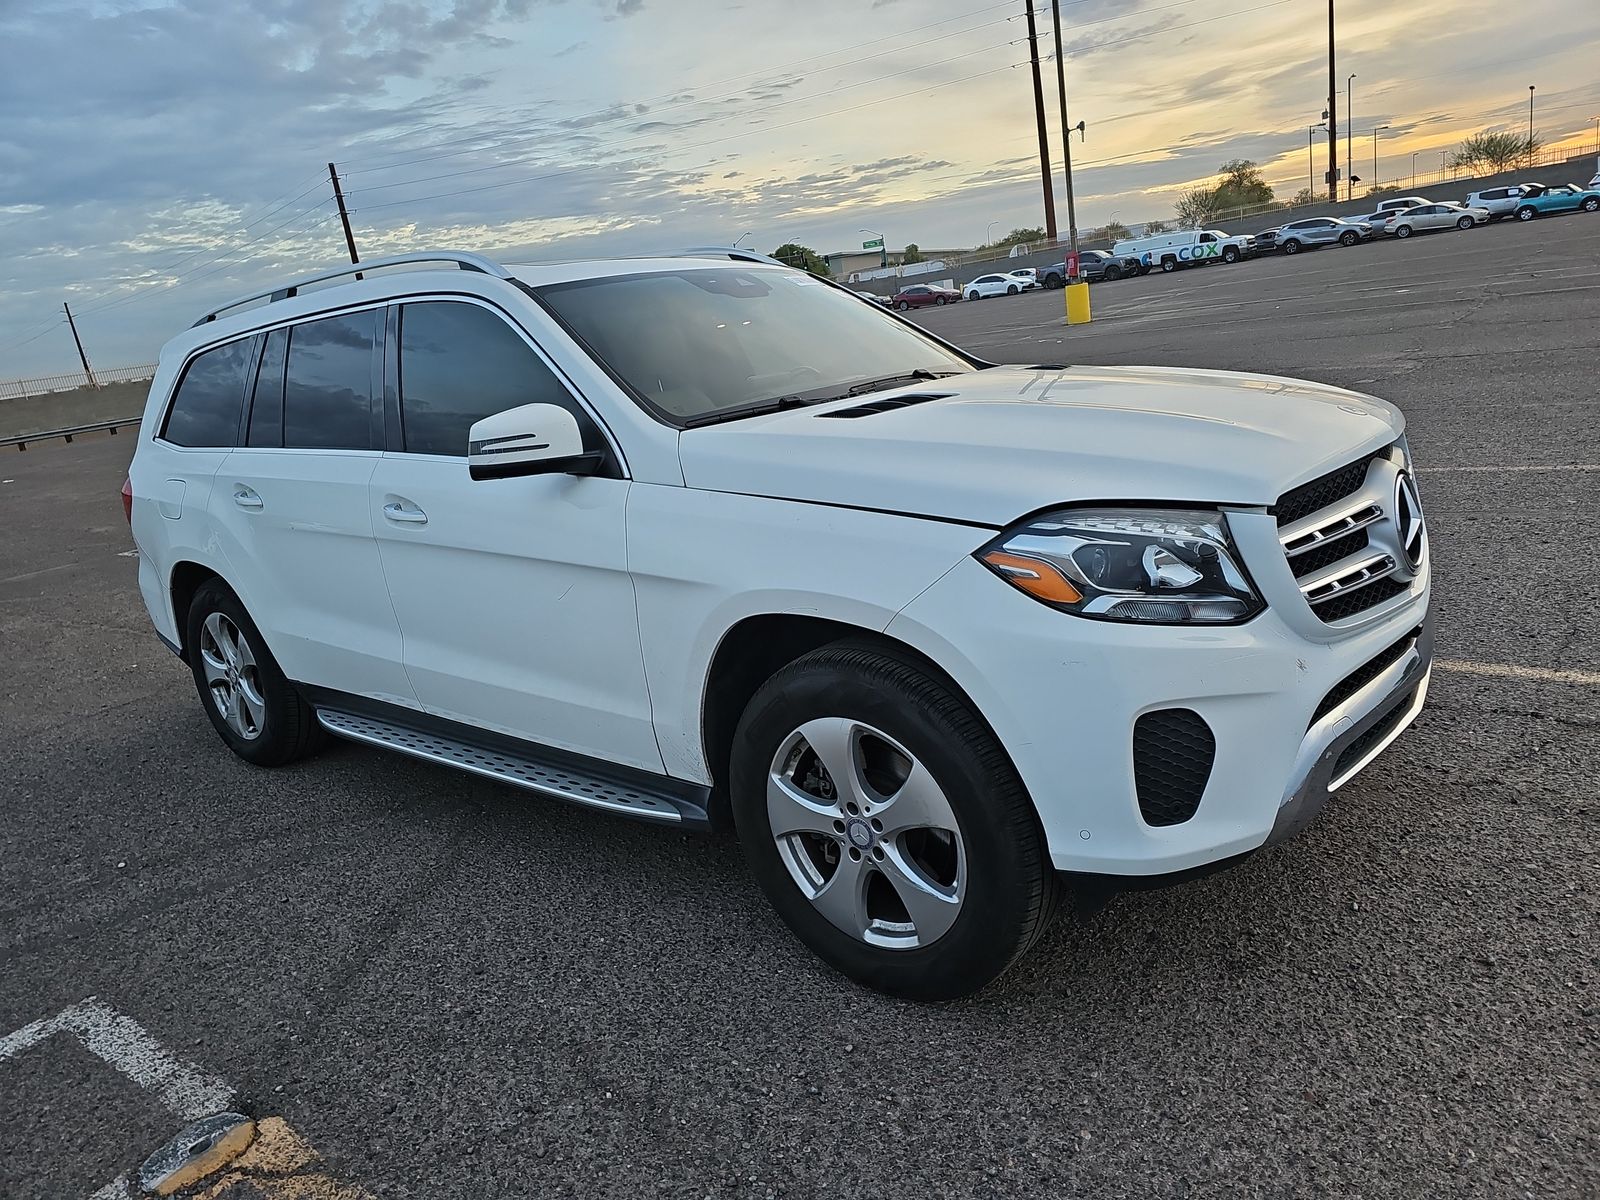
[468,403,603,481]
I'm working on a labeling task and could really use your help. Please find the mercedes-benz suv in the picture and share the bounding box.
[126,249,1432,1000]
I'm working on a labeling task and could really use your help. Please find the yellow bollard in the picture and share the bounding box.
[1064,280,1091,325]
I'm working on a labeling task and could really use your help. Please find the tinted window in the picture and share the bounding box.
[1197,232,1216,243]
[163,339,251,447]
[399,302,581,456]
[283,311,377,450]
[247,327,286,447]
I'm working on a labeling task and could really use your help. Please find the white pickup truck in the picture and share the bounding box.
[1111,229,1256,273]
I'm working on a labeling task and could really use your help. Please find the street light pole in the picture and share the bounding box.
[1049,0,1083,277]
[859,227,886,271]
[1411,151,1418,190]
[1307,123,1321,198]
[1372,124,1388,196]
[1346,72,1356,201]
[1326,0,1338,204]
[986,220,998,247]
[1528,85,1536,165]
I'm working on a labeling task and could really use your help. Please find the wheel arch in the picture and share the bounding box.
[169,560,226,656]
[698,613,1006,831]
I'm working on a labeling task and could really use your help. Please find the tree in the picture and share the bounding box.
[1143,219,1169,234]
[1286,187,1316,208]
[1450,129,1542,174]
[1101,220,1131,241]
[972,226,1047,256]
[770,243,831,277]
[901,243,925,264]
[1212,159,1275,213]
[1174,187,1220,227]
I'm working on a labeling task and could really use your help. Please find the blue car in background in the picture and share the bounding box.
[1512,183,1600,220]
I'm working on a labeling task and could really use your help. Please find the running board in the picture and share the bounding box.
[315,708,703,825]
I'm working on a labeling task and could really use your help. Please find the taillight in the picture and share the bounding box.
[121,475,133,525]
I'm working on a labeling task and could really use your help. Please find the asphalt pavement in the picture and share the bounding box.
[2,212,1597,1199]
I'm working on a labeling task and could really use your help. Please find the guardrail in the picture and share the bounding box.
[3,415,141,451]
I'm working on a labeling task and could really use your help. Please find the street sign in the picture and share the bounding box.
[862,238,884,250]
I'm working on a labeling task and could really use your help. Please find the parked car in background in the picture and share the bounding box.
[1008,268,1040,287]
[854,290,890,306]
[889,284,959,310]
[1384,202,1491,238]
[1252,227,1281,253]
[1274,217,1375,254]
[1374,195,1433,215]
[963,272,1035,300]
[1351,211,1397,236]
[1038,251,1139,285]
[1111,229,1254,273]
[1512,183,1600,219]
[1464,186,1527,220]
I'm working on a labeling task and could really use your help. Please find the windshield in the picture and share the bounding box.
[535,267,974,424]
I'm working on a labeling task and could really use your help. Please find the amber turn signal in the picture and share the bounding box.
[979,549,1083,604]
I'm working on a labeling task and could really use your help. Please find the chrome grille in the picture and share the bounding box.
[1276,446,1421,624]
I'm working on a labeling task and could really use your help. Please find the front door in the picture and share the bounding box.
[368,298,663,773]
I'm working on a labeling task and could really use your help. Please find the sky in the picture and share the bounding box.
[2,0,1597,376]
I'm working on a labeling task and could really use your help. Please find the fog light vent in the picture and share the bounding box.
[1132,709,1215,827]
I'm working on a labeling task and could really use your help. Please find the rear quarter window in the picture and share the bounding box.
[161,339,253,447]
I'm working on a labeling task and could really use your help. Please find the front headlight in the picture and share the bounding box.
[977,506,1263,624]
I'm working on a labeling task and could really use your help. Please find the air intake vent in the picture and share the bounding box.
[818,393,950,419]
[1132,709,1215,827]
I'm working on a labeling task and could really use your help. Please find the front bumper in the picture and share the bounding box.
[886,550,1432,877]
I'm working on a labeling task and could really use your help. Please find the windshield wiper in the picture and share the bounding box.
[839,368,964,398]
[680,392,835,428]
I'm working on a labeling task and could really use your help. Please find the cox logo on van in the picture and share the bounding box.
[1177,243,1223,261]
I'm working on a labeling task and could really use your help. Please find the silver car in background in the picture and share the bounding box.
[1273,216,1375,254]
[1465,185,1527,221]
[1384,202,1491,238]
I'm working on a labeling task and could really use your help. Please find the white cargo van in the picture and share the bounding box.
[1111,229,1254,273]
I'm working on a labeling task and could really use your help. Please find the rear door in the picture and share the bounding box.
[215,308,416,704]
[368,297,662,771]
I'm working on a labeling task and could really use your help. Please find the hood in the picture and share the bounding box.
[677,365,1403,527]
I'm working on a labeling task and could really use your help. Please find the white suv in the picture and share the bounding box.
[126,249,1433,999]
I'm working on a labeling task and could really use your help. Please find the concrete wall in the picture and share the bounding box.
[0,381,151,440]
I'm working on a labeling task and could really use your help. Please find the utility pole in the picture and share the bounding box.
[1527,86,1536,165]
[1372,124,1388,195]
[1307,124,1319,198]
[62,302,97,389]
[1023,1,1058,242]
[328,162,362,278]
[1326,0,1338,204]
[1346,73,1356,200]
[1049,0,1081,274]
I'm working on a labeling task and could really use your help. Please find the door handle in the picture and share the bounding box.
[383,500,428,525]
[233,487,263,510]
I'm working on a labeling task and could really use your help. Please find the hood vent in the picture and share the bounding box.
[818,392,951,419]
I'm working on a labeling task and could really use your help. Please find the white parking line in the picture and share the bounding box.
[1417,464,1600,473]
[0,997,233,1120]
[1437,660,1600,686]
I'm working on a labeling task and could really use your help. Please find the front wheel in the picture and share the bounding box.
[1006,284,1019,295]
[968,290,981,301]
[1283,239,1301,255]
[1104,264,1123,281]
[1339,231,1360,246]
[896,300,909,311]
[935,296,947,305]
[1457,216,1474,230]
[185,580,324,766]
[1516,207,1535,221]
[1221,247,1240,263]
[1394,224,1413,238]
[731,643,1058,1001]
[1582,197,1600,212]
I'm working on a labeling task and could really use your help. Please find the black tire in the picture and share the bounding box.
[1006,284,1019,295]
[1456,216,1474,230]
[1283,239,1301,255]
[968,290,981,301]
[185,579,324,766]
[1394,224,1413,239]
[1583,197,1600,212]
[1339,230,1359,246]
[1515,207,1535,221]
[896,300,910,311]
[935,296,947,305]
[1221,246,1240,263]
[730,642,1059,1001]
[1104,264,1122,281]
[1160,257,1177,273]
[1138,264,1151,276]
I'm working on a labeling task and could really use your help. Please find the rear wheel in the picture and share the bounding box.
[1283,239,1302,255]
[1339,230,1360,246]
[185,580,323,767]
[731,643,1058,1001]
[1456,216,1474,230]
[1515,206,1535,221]
[1160,257,1177,273]
[1394,224,1413,238]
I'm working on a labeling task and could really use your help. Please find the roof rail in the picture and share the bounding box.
[192,250,512,327]
[668,246,793,269]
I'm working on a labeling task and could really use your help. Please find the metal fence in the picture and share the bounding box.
[0,363,157,401]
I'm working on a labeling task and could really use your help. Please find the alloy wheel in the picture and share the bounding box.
[767,717,965,950]
[198,612,265,740]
